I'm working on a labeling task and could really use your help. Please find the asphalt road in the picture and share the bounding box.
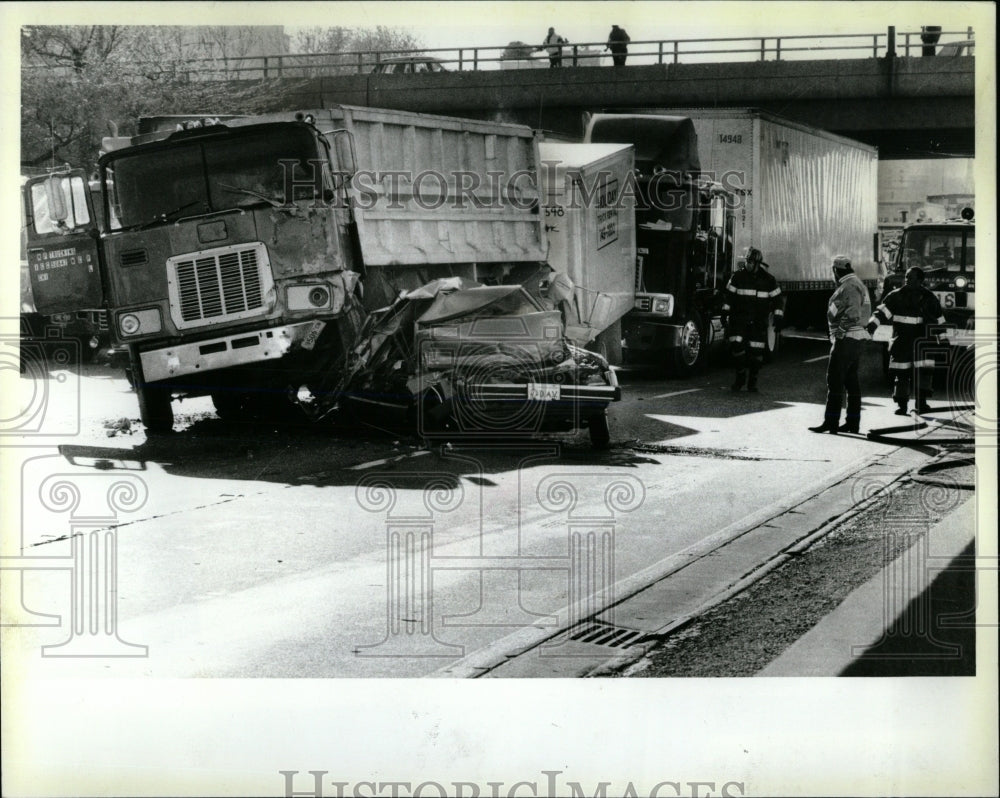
[2,335,969,678]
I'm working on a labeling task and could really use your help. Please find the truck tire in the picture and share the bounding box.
[137,382,174,434]
[588,410,611,450]
[671,312,704,376]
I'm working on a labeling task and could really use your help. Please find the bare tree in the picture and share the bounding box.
[290,25,424,75]
[21,25,302,171]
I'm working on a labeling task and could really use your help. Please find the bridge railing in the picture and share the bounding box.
[28,28,972,81]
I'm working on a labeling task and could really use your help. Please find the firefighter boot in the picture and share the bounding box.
[746,375,759,393]
[839,399,861,433]
[915,395,933,414]
[731,371,747,392]
[894,401,909,416]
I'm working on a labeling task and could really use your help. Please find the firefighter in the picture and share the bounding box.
[866,266,947,415]
[721,246,783,392]
[809,256,871,434]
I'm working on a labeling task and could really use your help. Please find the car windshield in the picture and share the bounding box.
[897,228,974,273]
[102,125,320,231]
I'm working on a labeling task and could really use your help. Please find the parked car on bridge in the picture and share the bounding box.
[937,39,975,56]
[371,56,448,74]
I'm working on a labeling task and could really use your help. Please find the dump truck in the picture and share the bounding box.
[24,106,622,443]
[584,114,739,373]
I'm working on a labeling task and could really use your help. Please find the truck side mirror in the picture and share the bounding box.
[45,175,70,222]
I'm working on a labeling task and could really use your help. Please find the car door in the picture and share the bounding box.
[22,170,105,314]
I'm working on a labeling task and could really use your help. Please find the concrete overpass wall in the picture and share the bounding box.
[258,56,974,158]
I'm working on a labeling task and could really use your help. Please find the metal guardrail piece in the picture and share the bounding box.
[23,27,975,80]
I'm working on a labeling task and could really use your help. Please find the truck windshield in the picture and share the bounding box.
[898,228,973,273]
[102,125,321,231]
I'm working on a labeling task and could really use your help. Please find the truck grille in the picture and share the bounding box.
[167,243,272,329]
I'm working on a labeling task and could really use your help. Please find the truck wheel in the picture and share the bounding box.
[211,391,245,421]
[137,383,174,434]
[671,313,704,376]
[588,411,611,450]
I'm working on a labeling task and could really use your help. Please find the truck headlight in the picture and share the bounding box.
[287,284,332,311]
[120,314,140,335]
[308,287,330,307]
[954,276,968,289]
[117,309,162,337]
[652,296,674,315]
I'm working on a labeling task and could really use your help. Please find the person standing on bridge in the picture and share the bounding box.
[538,27,568,67]
[721,247,783,393]
[866,266,947,415]
[809,256,871,434]
[605,24,631,66]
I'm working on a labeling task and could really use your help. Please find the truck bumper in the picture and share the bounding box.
[139,321,322,383]
[623,316,683,353]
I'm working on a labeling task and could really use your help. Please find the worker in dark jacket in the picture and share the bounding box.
[605,25,631,66]
[721,246,783,392]
[809,256,872,434]
[866,266,947,414]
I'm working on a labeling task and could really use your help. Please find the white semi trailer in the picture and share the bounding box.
[667,108,880,339]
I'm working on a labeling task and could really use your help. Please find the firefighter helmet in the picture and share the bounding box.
[743,247,763,268]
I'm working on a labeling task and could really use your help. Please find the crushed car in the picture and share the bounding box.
[296,277,620,448]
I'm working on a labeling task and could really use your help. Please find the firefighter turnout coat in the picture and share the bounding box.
[868,284,947,370]
[722,266,784,351]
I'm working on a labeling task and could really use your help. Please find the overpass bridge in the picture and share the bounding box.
[275,55,974,158]
[122,29,977,158]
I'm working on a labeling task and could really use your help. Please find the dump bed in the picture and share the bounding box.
[327,106,547,268]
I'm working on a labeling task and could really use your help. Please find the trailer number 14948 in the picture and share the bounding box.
[718,133,743,144]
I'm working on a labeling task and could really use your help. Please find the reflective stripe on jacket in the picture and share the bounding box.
[721,267,783,323]
[869,284,946,367]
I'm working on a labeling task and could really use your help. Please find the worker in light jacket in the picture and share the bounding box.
[809,256,871,434]
[866,266,948,415]
[721,247,783,392]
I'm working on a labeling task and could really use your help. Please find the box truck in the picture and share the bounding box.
[537,141,637,360]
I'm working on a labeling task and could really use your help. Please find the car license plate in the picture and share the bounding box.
[527,383,560,401]
[301,320,326,350]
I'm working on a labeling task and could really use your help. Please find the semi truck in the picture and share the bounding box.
[23,106,624,440]
[583,114,738,373]
[667,108,880,337]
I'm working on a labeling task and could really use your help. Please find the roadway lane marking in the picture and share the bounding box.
[347,450,431,471]
[650,388,703,400]
[803,355,829,363]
